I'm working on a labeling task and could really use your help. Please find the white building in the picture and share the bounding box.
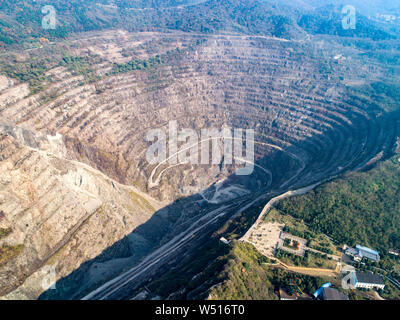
[219,237,230,245]
[352,272,385,290]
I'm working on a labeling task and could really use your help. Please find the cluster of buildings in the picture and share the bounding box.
[316,270,386,301]
[343,245,385,291]
[279,243,387,300]
[279,268,387,301]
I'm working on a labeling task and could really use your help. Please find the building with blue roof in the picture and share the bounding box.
[345,244,380,262]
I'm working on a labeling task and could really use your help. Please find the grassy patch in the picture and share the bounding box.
[0,244,24,265]
[129,191,155,213]
[210,242,326,299]
[59,54,100,84]
[109,55,163,75]
[264,208,340,261]
[275,248,336,270]
[0,228,12,240]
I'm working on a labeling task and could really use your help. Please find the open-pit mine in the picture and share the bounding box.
[0,28,399,300]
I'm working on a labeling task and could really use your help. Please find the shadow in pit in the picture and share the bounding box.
[38,109,400,300]
[38,141,304,300]
[39,190,212,300]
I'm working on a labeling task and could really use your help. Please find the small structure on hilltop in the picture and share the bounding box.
[345,244,380,262]
[39,37,50,43]
[219,237,230,245]
[278,232,307,257]
[334,54,346,64]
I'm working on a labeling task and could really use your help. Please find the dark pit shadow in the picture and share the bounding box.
[38,107,400,300]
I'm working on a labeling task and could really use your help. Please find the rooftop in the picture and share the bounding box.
[345,247,359,255]
[356,245,379,256]
[355,272,385,285]
[279,289,297,300]
[321,288,349,300]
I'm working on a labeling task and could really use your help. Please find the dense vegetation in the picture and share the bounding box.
[110,55,163,74]
[60,54,100,83]
[0,0,397,50]
[1,0,399,301]
[1,55,56,93]
[276,154,400,253]
[298,5,394,40]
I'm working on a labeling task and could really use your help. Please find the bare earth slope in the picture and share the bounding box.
[0,119,161,298]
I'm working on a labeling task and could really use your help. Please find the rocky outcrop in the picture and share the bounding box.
[0,124,161,299]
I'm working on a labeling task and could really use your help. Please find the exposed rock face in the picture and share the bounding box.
[3,32,395,199]
[0,124,161,299]
[0,30,398,299]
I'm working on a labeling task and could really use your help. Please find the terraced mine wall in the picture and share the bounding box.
[0,31,399,299]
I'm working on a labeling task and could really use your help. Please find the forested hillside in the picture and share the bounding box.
[276,152,400,252]
[0,0,396,49]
